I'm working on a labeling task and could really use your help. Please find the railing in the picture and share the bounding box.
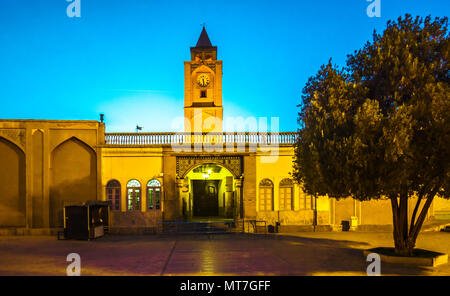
[157,220,268,235]
[105,132,299,146]
[158,221,238,235]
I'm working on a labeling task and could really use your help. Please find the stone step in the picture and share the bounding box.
[160,222,233,234]
[0,228,58,236]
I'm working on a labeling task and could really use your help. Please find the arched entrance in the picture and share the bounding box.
[0,137,26,227]
[183,163,237,219]
[50,137,97,227]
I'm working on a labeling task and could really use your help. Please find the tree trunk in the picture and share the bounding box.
[409,195,435,246]
[390,195,414,256]
[393,236,415,256]
[390,191,436,257]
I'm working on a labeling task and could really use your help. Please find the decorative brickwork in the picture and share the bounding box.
[176,155,242,178]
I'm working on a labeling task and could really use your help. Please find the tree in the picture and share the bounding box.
[293,15,449,256]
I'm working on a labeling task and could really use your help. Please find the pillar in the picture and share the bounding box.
[235,178,243,219]
[176,178,185,219]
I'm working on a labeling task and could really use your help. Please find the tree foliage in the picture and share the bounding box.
[293,15,449,255]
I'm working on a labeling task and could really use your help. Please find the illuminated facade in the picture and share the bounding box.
[0,28,449,234]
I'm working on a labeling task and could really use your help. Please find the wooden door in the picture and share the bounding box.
[193,180,219,216]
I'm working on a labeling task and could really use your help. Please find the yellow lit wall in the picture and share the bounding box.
[101,147,164,212]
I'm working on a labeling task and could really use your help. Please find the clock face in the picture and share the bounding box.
[197,74,210,87]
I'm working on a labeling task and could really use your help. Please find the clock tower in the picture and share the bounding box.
[184,27,223,133]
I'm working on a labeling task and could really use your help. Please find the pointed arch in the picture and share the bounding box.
[52,136,95,155]
[50,137,97,227]
[0,135,25,153]
[0,137,26,226]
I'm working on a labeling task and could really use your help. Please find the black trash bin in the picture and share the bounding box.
[63,201,110,240]
[341,220,350,232]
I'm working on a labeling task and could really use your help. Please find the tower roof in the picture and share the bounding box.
[196,27,213,47]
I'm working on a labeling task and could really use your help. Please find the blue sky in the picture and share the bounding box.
[0,0,448,132]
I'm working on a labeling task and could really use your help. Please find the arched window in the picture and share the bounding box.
[106,180,121,211]
[279,178,294,211]
[126,179,141,211]
[147,179,162,210]
[259,179,274,211]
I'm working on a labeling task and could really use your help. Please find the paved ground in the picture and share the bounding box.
[0,231,449,276]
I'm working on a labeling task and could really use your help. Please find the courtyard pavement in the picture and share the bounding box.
[0,231,449,276]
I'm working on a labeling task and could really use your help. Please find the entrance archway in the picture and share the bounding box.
[0,137,26,227]
[183,163,236,219]
[50,137,97,227]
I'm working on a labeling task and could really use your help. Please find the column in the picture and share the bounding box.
[235,178,243,219]
[176,178,185,219]
[141,185,147,213]
[25,126,32,228]
[183,178,192,218]
[42,126,50,228]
